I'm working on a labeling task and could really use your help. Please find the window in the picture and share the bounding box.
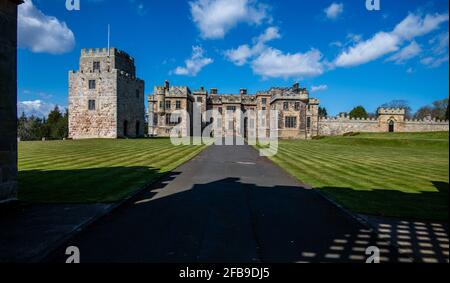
[249,119,255,129]
[307,117,311,129]
[197,97,203,103]
[227,106,236,112]
[295,102,300,111]
[228,120,234,130]
[159,101,164,110]
[176,100,182,110]
[93,61,100,71]
[283,102,289,110]
[89,80,96,89]
[166,114,181,126]
[88,100,96,111]
[262,107,266,111]
[218,107,223,114]
[262,98,267,104]
[285,117,297,128]
[136,90,140,98]
[165,100,171,110]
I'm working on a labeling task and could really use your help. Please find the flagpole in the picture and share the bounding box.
[107,24,111,57]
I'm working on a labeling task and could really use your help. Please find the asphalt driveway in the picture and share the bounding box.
[48,145,401,263]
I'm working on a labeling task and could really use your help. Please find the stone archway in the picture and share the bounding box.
[389,120,395,133]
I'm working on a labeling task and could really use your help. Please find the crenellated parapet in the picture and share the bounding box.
[81,48,135,62]
[377,108,406,115]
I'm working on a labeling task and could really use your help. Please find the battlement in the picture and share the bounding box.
[319,116,378,122]
[81,48,134,62]
[377,108,406,115]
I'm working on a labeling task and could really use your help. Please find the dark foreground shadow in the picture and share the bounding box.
[44,175,450,263]
[318,182,449,221]
[19,167,180,203]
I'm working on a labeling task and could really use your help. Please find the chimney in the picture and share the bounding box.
[210,88,218,94]
[293,82,300,93]
[200,86,205,92]
[240,89,247,95]
[164,80,170,90]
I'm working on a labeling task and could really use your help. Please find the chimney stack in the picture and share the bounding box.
[164,80,170,90]
[210,88,218,94]
[240,89,247,95]
[293,82,300,93]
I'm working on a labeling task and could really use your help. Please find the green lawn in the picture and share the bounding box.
[261,132,449,221]
[18,138,205,203]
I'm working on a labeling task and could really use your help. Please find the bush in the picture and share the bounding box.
[312,135,326,140]
[343,132,360,137]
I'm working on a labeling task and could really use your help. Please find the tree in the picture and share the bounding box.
[431,98,448,121]
[446,103,449,121]
[414,106,433,120]
[17,106,69,141]
[380,100,412,119]
[413,98,449,121]
[318,107,328,118]
[44,106,69,140]
[349,106,369,119]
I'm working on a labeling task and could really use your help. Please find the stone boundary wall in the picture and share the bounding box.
[318,117,449,136]
[402,119,449,132]
[319,117,380,136]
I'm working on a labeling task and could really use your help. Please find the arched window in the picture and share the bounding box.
[389,120,395,133]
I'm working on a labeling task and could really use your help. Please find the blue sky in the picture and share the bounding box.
[18,0,449,116]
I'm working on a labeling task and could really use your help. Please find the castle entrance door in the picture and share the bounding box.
[389,120,395,133]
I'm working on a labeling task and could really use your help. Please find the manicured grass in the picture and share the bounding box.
[260,132,449,221]
[18,138,205,203]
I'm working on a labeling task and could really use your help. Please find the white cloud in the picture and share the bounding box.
[190,0,270,39]
[311,85,328,92]
[174,46,213,76]
[393,12,449,40]
[251,48,324,79]
[226,27,324,79]
[225,26,280,66]
[225,44,253,66]
[386,41,422,64]
[257,26,281,43]
[429,32,449,55]
[334,12,448,67]
[420,55,449,68]
[18,100,56,118]
[324,3,343,20]
[335,32,400,67]
[18,0,75,54]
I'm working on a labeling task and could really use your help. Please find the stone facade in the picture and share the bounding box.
[148,81,320,139]
[69,48,145,139]
[0,0,21,203]
[319,108,449,136]
[148,81,449,139]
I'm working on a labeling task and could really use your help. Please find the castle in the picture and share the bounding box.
[147,81,320,139]
[68,48,449,140]
[69,48,145,139]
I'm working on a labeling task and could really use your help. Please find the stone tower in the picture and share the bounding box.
[69,48,145,139]
[0,0,22,203]
[377,108,406,132]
